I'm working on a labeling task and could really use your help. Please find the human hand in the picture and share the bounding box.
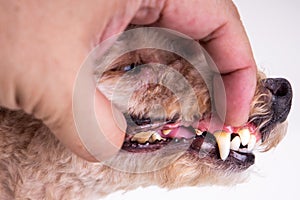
[0,0,256,162]
[0,0,142,162]
[132,0,257,127]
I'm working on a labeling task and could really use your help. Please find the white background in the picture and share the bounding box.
[103,0,300,199]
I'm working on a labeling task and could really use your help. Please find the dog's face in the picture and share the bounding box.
[95,28,292,187]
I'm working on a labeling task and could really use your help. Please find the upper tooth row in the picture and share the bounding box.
[214,128,257,161]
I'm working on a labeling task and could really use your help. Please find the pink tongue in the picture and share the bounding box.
[163,127,195,139]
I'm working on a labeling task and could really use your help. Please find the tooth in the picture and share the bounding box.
[214,131,231,161]
[195,129,203,136]
[247,135,256,151]
[149,132,165,143]
[173,138,180,143]
[131,131,153,144]
[230,136,241,151]
[237,128,251,146]
[162,129,172,135]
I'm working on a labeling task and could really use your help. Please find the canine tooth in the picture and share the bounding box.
[214,131,231,161]
[149,132,165,143]
[230,136,241,151]
[247,135,256,151]
[131,131,153,144]
[162,129,172,135]
[195,129,203,136]
[237,128,251,146]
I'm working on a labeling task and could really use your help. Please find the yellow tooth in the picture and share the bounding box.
[247,135,256,151]
[195,129,203,136]
[162,129,172,135]
[131,131,154,144]
[237,128,251,146]
[214,131,231,161]
[230,136,241,151]
[149,132,166,143]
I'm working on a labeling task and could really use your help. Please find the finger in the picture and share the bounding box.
[130,0,166,25]
[0,0,135,162]
[52,83,126,163]
[213,66,257,126]
[200,5,257,126]
[152,0,257,126]
[94,90,127,159]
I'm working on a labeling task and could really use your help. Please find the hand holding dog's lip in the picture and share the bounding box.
[0,0,256,163]
[0,0,139,162]
[142,0,258,127]
[214,67,257,127]
[0,0,293,196]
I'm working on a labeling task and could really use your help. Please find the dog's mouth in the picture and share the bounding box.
[96,27,293,172]
[117,77,293,171]
[122,117,260,170]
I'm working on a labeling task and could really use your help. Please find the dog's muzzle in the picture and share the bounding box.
[255,78,293,141]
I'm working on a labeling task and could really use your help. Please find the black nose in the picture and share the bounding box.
[264,78,293,123]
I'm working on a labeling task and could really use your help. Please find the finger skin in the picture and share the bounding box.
[0,0,141,162]
[93,90,127,161]
[149,0,257,126]
[0,0,257,162]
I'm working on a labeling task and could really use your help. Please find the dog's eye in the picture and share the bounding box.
[122,63,136,72]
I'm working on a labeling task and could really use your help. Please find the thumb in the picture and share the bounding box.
[59,39,127,162]
[70,61,127,162]
[94,90,127,159]
[48,89,126,162]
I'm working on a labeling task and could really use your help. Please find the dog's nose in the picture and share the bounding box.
[264,78,293,123]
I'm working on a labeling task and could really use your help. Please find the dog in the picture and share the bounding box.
[0,27,293,199]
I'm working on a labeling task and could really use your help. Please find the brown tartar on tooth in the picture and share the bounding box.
[149,132,166,143]
[130,131,166,144]
[131,131,156,144]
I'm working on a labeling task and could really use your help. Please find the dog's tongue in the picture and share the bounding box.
[160,126,196,139]
[160,115,227,139]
